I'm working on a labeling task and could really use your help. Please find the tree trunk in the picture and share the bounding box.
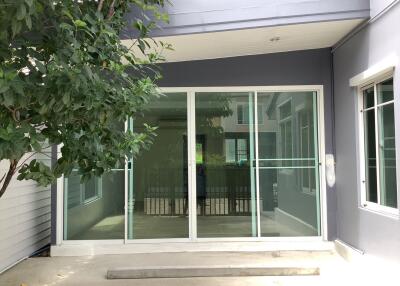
[0,159,18,198]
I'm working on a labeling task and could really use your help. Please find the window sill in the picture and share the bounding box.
[359,203,399,220]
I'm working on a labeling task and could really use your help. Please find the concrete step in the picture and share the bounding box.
[107,265,320,279]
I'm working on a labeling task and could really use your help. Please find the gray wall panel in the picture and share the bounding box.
[333,3,400,262]
[123,0,369,38]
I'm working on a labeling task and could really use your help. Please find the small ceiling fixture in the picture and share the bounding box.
[269,36,280,42]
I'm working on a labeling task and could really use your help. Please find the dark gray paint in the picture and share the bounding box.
[123,0,369,38]
[158,48,336,240]
[333,4,400,262]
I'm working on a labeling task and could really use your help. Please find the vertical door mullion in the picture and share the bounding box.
[254,91,261,237]
[374,84,381,205]
[249,92,257,237]
[124,120,128,243]
[313,91,321,236]
[187,91,197,240]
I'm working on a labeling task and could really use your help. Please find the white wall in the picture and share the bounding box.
[0,154,51,273]
[370,0,398,17]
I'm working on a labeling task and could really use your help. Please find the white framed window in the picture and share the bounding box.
[277,99,293,167]
[237,103,263,125]
[297,107,316,195]
[81,176,103,204]
[359,74,398,216]
[224,138,248,163]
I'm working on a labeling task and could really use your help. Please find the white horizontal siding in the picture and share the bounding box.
[0,157,51,273]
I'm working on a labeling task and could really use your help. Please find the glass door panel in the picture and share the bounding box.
[63,124,125,240]
[127,93,189,239]
[257,91,320,237]
[195,92,257,238]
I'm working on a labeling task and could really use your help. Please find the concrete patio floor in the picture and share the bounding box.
[0,250,392,286]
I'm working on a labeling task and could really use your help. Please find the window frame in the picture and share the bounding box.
[81,176,103,204]
[236,102,263,125]
[358,72,399,217]
[296,105,316,196]
[277,98,294,167]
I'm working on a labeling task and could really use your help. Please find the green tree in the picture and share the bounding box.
[0,0,170,198]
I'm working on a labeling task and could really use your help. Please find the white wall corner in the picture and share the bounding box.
[349,54,397,87]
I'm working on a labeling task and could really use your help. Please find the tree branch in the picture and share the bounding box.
[0,159,18,198]
[107,0,117,19]
[16,152,38,170]
[97,0,105,13]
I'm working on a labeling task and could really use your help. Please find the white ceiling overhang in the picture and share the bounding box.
[122,19,364,63]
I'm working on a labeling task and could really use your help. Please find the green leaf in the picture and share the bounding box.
[62,93,70,105]
[25,16,32,30]
[24,0,34,7]
[16,4,27,21]
[11,20,22,37]
[31,141,42,152]
[0,84,9,93]
[0,129,11,141]
[74,20,87,28]
[35,60,46,73]
[12,84,24,96]
[3,94,14,106]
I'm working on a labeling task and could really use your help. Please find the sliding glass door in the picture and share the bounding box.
[63,88,322,241]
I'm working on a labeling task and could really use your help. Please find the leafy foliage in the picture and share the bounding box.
[0,0,169,197]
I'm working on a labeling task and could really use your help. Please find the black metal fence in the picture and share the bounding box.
[142,166,252,216]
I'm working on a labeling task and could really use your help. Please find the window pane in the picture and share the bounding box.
[128,93,189,239]
[257,92,319,237]
[363,87,375,109]
[225,139,236,163]
[364,109,378,203]
[279,101,292,119]
[83,178,98,201]
[195,92,257,237]
[237,138,248,162]
[237,103,250,124]
[377,78,394,104]
[64,170,124,240]
[378,103,397,208]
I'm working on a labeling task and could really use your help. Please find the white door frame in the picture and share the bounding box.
[55,85,327,247]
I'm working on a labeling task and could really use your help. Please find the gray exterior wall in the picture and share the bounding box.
[333,3,400,262]
[0,156,51,273]
[123,0,369,38]
[158,48,337,239]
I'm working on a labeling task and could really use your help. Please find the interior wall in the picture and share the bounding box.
[158,48,336,239]
[333,3,400,262]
